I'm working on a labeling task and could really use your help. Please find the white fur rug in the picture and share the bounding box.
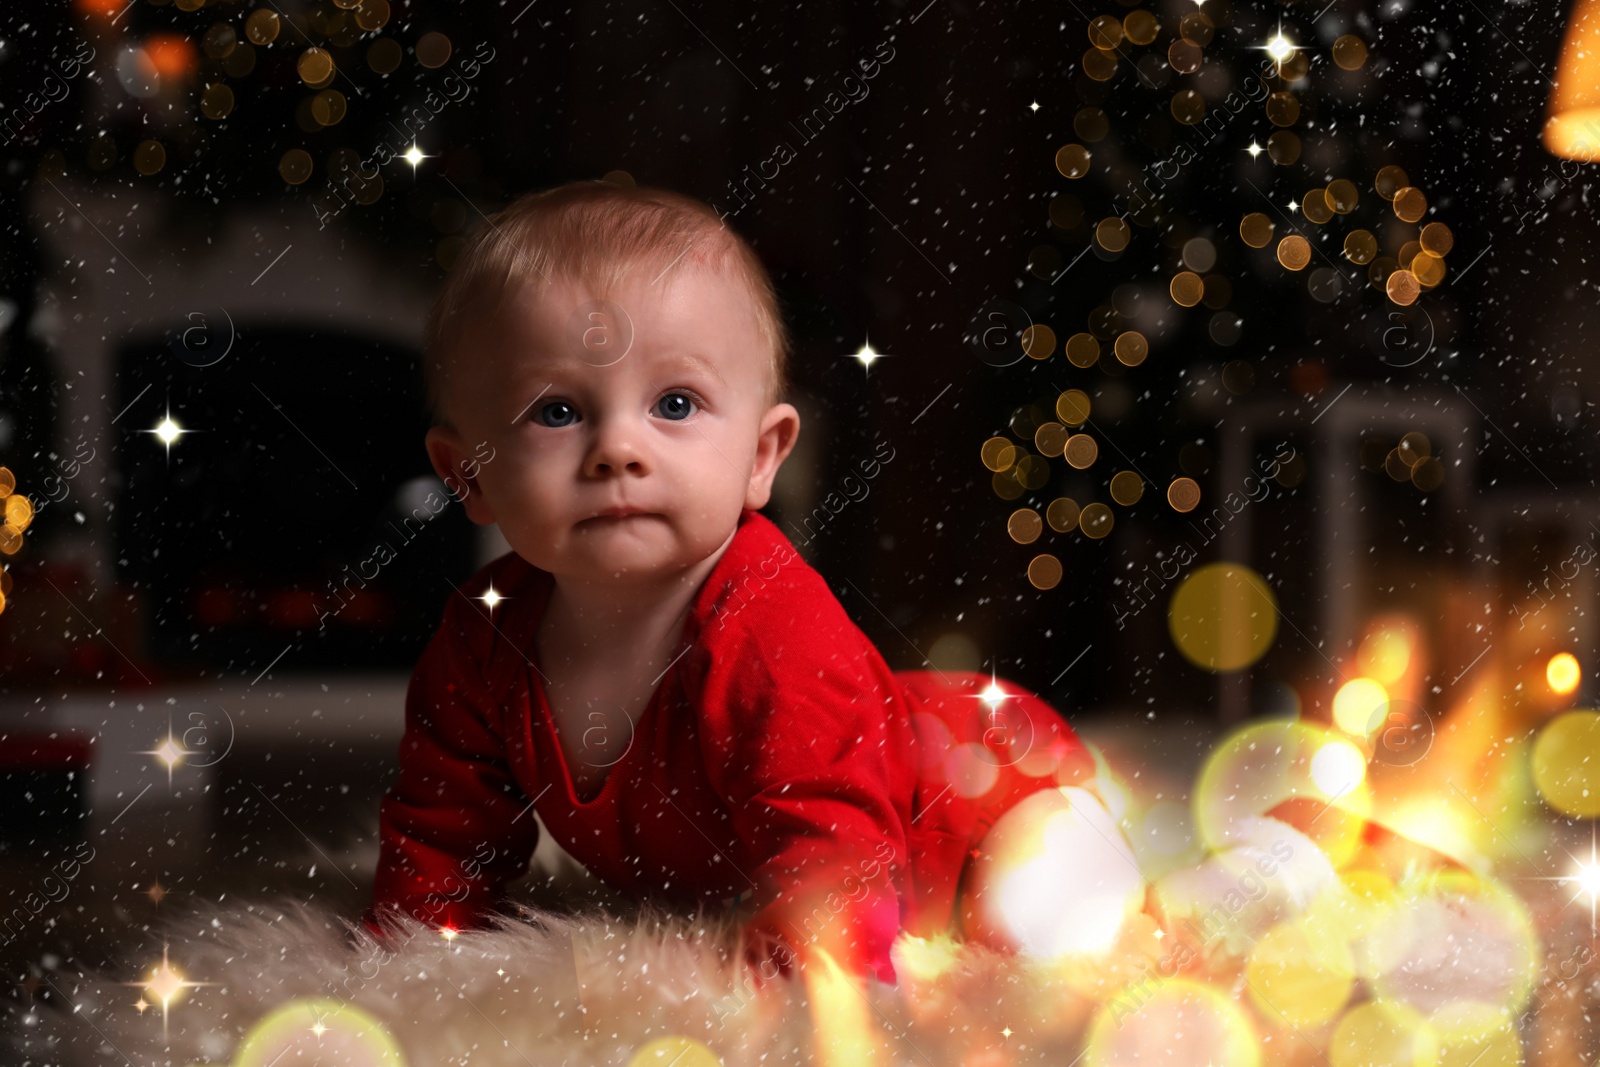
[20,897,1137,1067]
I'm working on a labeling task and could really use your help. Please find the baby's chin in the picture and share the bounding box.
[521,518,733,583]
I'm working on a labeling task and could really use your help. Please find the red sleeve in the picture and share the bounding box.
[369,589,541,935]
[694,597,911,985]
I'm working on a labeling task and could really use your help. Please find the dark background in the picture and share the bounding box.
[1,0,1598,1041]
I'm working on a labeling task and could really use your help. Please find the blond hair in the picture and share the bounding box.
[421,180,791,426]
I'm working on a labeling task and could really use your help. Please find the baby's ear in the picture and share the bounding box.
[744,403,801,510]
[425,424,497,525]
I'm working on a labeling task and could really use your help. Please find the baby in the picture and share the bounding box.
[368,181,1098,985]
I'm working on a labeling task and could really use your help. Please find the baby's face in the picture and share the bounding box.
[426,265,799,586]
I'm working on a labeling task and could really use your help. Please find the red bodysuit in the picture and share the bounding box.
[370,508,1090,983]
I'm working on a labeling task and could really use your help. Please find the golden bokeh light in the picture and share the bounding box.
[5,494,34,531]
[1123,9,1158,45]
[279,148,314,185]
[1343,229,1377,264]
[1113,330,1148,366]
[1046,497,1080,533]
[1265,91,1300,126]
[133,140,166,176]
[199,82,235,120]
[1544,1,1600,160]
[1168,563,1278,673]
[1393,185,1428,223]
[416,31,454,69]
[1397,431,1431,466]
[1332,34,1369,70]
[233,997,406,1067]
[1109,471,1143,506]
[1056,388,1091,426]
[1301,188,1333,224]
[0,468,13,497]
[1055,143,1091,179]
[1385,268,1421,306]
[981,436,1018,473]
[1240,212,1275,248]
[1167,477,1201,513]
[1412,251,1446,287]
[1065,331,1101,368]
[1064,434,1099,469]
[245,9,281,44]
[1331,1001,1437,1067]
[1096,216,1131,252]
[1022,323,1057,360]
[1079,502,1114,539]
[1088,14,1124,49]
[1074,106,1110,141]
[0,525,21,556]
[1547,652,1581,695]
[1532,710,1600,817]
[1171,89,1207,125]
[1357,626,1414,686]
[1245,918,1355,1028]
[1083,47,1119,82]
[1267,130,1301,165]
[1327,178,1359,214]
[1168,39,1203,75]
[1084,979,1260,1067]
[1027,553,1063,589]
[1034,421,1068,458]
[1276,235,1312,271]
[1420,221,1455,256]
[1332,677,1390,737]
[1375,165,1410,200]
[297,47,335,87]
[1008,508,1043,545]
[1170,270,1205,306]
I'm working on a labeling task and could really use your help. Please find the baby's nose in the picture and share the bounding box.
[584,419,650,476]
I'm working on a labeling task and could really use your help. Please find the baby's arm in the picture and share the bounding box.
[369,593,540,934]
[696,628,910,984]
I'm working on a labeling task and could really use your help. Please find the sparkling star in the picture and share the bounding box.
[1288,199,1300,213]
[403,144,428,168]
[146,882,167,906]
[1265,32,1297,63]
[1001,1025,1015,1040]
[310,1018,328,1038]
[978,678,1009,712]
[849,339,886,374]
[478,586,504,613]
[127,943,208,1037]
[139,731,195,786]
[142,407,192,456]
[1028,100,1040,113]
[441,926,459,942]
[496,968,506,977]
[1246,141,1264,159]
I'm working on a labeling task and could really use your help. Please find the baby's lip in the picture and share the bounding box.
[587,506,652,520]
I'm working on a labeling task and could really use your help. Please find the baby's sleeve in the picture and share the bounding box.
[368,590,540,934]
[695,615,912,985]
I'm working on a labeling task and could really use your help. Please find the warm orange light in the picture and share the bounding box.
[1545,0,1600,159]
[1333,677,1390,737]
[73,0,122,17]
[1547,652,1582,695]
[142,33,198,81]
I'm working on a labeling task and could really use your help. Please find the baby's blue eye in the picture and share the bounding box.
[656,393,696,421]
[536,401,578,427]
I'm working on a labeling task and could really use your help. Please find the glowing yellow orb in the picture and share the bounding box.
[961,787,1145,959]
[1265,34,1296,61]
[1546,652,1581,695]
[1531,710,1600,817]
[1358,626,1414,686]
[1333,677,1391,737]
[627,1036,724,1067]
[1330,1001,1437,1067]
[1194,720,1371,866]
[1435,1024,1523,1067]
[1085,978,1260,1067]
[234,998,405,1067]
[1310,739,1368,798]
[1168,563,1279,672]
[1365,870,1538,1044]
[1245,917,1355,1028]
